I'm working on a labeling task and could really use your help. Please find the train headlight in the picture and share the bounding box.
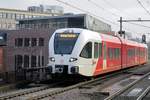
[49,57,55,62]
[69,57,78,62]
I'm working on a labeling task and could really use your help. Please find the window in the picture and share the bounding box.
[94,43,99,58]
[54,33,79,54]
[31,38,37,46]
[39,38,44,46]
[15,38,23,47]
[38,56,41,67]
[115,48,118,59]
[108,48,113,59]
[7,13,12,19]
[99,43,102,57]
[24,55,29,68]
[0,13,2,18]
[80,42,92,58]
[15,55,23,69]
[12,13,16,19]
[104,42,107,59]
[42,56,44,66]
[24,38,30,47]
[2,13,7,18]
[31,55,36,67]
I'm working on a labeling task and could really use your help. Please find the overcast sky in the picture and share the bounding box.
[1,0,150,37]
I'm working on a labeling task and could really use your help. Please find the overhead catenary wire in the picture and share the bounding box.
[87,0,120,17]
[55,0,119,26]
[136,0,150,15]
[101,0,137,19]
[55,0,137,33]
[128,22,150,29]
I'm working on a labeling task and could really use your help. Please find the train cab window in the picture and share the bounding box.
[54,33,79,54]
[80,42,92,58]
[94,43,99,58]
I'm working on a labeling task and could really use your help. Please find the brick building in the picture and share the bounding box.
[0,28,55,81]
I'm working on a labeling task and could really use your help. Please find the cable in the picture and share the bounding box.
[88,0,120,17]
[55,0,137,33]
[128,22,150,29]
[137,0,150,15]
[55,0,119,26]
[101,0,136,19]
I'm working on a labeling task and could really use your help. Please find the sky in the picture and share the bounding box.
[1,0,150,38]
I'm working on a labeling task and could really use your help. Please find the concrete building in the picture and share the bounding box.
[18,14,111,32]
[0,7,63,30]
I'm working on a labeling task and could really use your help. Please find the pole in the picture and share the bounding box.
[120,17,122,37]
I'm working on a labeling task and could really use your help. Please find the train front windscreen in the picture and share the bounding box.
[54,33,79,54]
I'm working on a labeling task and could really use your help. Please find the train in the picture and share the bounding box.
[47,28,148,77]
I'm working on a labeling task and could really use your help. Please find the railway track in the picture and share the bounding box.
[26,65,150,100]
[0,81,66,100]
[104,71,150,100]
[0,64,149,100]
[0,70,128,100]
[0,80,30,94]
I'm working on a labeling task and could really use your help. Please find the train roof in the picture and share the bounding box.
[121,37,148,48]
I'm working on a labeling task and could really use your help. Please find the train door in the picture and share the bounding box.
[93,42,103,74]
[79,42,94,76]
[103,42,107,70]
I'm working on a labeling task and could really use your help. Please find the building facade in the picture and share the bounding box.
[18,14,111,32]
[0,7,63,30]
[0,28,55,81]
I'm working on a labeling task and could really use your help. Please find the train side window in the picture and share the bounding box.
[80,42,92,58]
[94,42,99,58]
[118,48,120,59]
[108,48,111,59]
[99,43,102,57]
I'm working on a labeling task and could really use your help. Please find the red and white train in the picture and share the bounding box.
[47,28,148,77]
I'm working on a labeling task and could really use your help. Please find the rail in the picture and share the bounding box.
[104,71,150,100]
